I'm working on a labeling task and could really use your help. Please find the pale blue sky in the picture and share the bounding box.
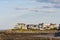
[0,0,60,30]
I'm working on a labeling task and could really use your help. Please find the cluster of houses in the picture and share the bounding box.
[14,23,60,30]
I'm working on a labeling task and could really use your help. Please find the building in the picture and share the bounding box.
[14,23,58,30]
[38,23,44,30]
[38,23,57,30]
[26,24,39,30]
[43,23,57,30]
[15,23,27,29]
[43,24,50,30]
[50,23,57,29]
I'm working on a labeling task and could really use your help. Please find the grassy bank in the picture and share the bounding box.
[0,31,60,40]
[10,29,59,33]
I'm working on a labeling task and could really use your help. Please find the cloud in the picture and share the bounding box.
[15,7,40,12]
[15,7,29,10]
[53,4,60,8]
[36,0,60,4]
[36,0,60,8]
[43,4,60,8]
[15,6,60,13]
[30,9,39,12]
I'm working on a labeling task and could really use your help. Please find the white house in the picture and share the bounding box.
[15,23,27,29]
[43,23,57,30]
[38,23,58,30]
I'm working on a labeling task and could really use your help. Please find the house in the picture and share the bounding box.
[38,23,51,30]
[50,23,57,29]
[15,23,27,29]
[38,23,44,30]
[26,24,39,30]
[43,23,57,30]
[38,23,57,30]
[43,24,50,30]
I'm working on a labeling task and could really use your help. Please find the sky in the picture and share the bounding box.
[0,0,60,30]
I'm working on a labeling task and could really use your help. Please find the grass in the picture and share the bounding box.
[11,29,59,33]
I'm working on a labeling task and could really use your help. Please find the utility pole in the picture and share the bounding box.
[50,31,53,40]
[50,37,53,40]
